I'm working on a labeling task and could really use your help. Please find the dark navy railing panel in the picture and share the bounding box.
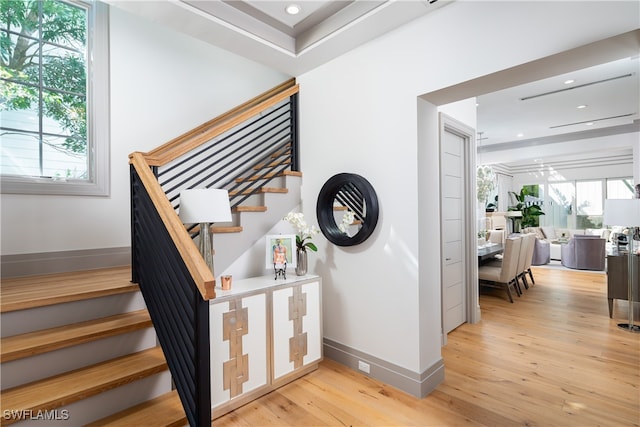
[156,95,298,213]
[131,166,211,427]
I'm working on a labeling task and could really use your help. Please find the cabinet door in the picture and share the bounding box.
[210,293,268,408]
[272,281,322,380]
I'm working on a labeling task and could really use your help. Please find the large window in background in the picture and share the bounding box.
[0,0,109,196]
[530,177,634,230]
[607,178,635,199]
[576,180,603,228]
[548,182,574,229]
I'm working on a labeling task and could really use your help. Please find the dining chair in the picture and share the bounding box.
[521,233,537,287]
[478,236,522,303]
[487,230,505,244]
[514,233,536,292]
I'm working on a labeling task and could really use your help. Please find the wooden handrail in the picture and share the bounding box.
[144,79,299,167]
[129,151,216,300]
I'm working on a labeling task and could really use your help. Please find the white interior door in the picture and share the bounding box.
[441,130,466,334]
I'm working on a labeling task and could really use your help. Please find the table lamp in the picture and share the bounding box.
[179,188,232,278]
[603,198,640,333]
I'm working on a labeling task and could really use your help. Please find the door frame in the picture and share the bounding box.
[439,113,479,345]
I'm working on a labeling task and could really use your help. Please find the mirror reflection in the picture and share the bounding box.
[316,173,378,246]
[333,183,365,237]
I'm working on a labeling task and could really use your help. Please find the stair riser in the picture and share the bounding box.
[1,328,157,389]
[3,371,172,426]
[1,292,145,337]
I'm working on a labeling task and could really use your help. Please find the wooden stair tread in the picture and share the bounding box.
[212,226,243,233]
[271,148,291,158]
[0,266,136,313]
[234,170,302,183]
[1,310,152,363]
[1,347,168,424]
[228,187,288,196]
[86,390,186,427]
[253,159,291,169]
[233,205,267,213]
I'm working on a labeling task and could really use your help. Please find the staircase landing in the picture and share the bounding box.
[1,266,134,313]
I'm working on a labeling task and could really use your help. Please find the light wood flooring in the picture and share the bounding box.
[215,266,640,426]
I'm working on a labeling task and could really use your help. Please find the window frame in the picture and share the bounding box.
[536,177,635,230]
[1,0,110,197]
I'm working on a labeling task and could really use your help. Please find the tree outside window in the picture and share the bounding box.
[0,0,109,196]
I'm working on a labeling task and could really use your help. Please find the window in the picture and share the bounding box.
[576,180,603,228]
[548,182,574,229]
[0,0,109,196]
[607,178,635,199]
[537,177,634,230]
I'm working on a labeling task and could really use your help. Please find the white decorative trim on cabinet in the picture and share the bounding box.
[209,275,322,419]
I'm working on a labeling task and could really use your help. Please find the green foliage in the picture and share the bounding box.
[1,0,87,154]
[509,187,545,228]
[296,234,318,252]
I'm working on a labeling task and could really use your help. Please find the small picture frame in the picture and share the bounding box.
[265,234,296,269]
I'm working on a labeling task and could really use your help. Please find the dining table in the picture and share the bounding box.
[477,243,504,264]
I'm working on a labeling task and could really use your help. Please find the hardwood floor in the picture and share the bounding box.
[214,266,640,426]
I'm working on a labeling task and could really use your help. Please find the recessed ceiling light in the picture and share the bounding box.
[564,79,575,85]
[516,133,524,138]
[285,4,301,15]
[585,122,594,126]
[577,104,588,109]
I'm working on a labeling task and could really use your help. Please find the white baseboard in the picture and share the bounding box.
[323,338,445,398]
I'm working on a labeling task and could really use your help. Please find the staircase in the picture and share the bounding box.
[0,266,180,426]
[1,79,302,425]
[1,174,302,426]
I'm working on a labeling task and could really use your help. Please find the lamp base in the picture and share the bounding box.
[617,323,640,333]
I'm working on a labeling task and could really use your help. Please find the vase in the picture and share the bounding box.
[296,249,307,276]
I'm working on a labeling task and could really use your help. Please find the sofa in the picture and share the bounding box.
[523,226,611,261]
[560,235,606,270]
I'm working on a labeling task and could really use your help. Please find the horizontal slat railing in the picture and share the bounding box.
[129,152,215,300]
[128,79,299,426]
[130,163,211,427]
[143,79,298,167]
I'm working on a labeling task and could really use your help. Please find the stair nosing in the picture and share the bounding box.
[1,309,152,363]
[85,390,187,427]
[1,347,168,421]
[1,266,135,313]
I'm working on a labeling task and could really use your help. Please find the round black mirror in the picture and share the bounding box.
[316,173,379,246]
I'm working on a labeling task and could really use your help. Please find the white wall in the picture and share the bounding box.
[0,6,288,256]
[297,0,639,376]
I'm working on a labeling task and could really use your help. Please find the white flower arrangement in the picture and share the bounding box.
[339,210,355,234]
[283,212,319,252]
[476,165,496,203]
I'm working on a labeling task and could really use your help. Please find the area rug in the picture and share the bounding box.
[533,260,606,274]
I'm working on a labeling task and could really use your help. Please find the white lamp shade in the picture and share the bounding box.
[603,199,640,227]
[179,188,232,224]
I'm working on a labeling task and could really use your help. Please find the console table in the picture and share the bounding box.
[606,252,640,318]
[209,274,322,419]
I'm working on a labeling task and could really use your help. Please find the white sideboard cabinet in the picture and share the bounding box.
[209,274,322,419]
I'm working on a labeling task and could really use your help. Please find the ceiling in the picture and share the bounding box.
[107,1,639,170]
[105,0,446,76]
[476,56,639,169]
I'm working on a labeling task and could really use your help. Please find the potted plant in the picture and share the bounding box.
[284,212,319,276]
[508,187,545,228]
